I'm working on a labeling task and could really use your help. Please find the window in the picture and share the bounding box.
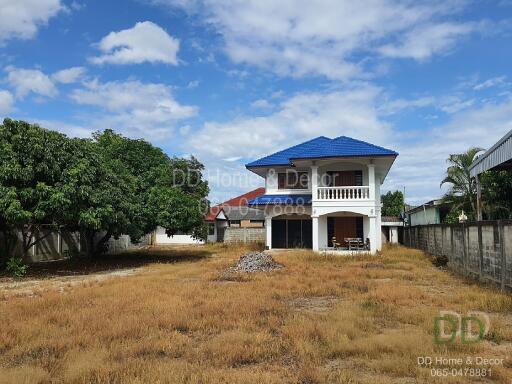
[278,171,309,189]
[229,220,241,227]
[326,170,363,187]
[208,222,215,236]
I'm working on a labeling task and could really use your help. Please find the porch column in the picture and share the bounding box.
[265,216,272,249]
[312,216,319,251]
[368,216,377,254]
[368,162,376,201]
[311,164,318,200]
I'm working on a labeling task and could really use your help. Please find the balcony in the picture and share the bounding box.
[316,186,370,201]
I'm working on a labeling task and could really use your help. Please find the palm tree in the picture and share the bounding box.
[440,147,484,219]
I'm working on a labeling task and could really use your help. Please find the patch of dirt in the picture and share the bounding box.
[0,268,143,299]
[285,296,341,314]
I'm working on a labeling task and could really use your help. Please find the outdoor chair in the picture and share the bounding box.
[332,236,341,250]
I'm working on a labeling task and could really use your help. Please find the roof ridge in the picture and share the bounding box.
[332,135,397,154]
[246,136,330,167]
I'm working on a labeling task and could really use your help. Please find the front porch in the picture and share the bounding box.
[266,211,380,254]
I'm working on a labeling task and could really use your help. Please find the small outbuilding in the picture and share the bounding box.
[381,216,403,244]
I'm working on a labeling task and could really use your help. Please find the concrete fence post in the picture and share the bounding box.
[498,221,506,291]
[433,225,437,255]
[461,224,467,275]
[450,226,454,264]
[478,223,483,280]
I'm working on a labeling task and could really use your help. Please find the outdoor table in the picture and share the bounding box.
[344,237,362,250]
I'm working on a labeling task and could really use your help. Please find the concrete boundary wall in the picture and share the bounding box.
[0,230,150,263]
[403,221,512,291]
[223,227,265,243]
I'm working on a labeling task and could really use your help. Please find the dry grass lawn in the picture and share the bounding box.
[0,244,511,383]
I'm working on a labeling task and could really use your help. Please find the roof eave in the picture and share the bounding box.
[289,153,398,162]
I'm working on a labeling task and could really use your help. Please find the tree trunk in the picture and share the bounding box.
[80,230,112,260]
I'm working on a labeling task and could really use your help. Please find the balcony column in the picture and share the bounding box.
[311,164,319,200]
[265,216,272,249]
[367,162,376,201]
[312,215,319,251]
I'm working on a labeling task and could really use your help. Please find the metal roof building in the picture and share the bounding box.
[470,129,512,177]
[470,129,512,221]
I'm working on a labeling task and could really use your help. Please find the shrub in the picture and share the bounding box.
[6,257,28,278]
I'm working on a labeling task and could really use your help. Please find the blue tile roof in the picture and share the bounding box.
[246,136,397,168]
[248,194,312,206]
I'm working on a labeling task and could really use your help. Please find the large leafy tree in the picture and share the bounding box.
[0,119,72,258]
[440,147,483,219]
[59,138,137,257]
[381,190,404,217]
[93,130,209,244]
[0,121,209,261]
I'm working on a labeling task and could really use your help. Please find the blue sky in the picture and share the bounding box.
[1,0,512,205]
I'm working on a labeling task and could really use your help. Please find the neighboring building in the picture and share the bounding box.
[381,216,403,244]
[469,129,512,220]
[205,188,266,243]
[153,227,204,245]
[153,188,266,245]
[405,199,451,226]
[245,136,398,253]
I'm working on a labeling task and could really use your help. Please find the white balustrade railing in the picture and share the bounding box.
[316,186,370,200]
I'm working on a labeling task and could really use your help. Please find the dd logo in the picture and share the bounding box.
[434,311,490,344]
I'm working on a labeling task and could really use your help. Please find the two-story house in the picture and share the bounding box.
[245,136,398,254]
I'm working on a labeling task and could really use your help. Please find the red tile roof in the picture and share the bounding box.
[205,188,265,221]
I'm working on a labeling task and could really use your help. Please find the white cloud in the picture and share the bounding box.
[5,66,57,98]
[473,76,507,90]
[0,0,64,43]
[186,80,200,89]
[387,98,512,204]
[153,0,476,80]
[187,85,390,159]
[250,99,273,109]
[183,80,512,204]
[0,90,15,114]
[379,96,435,115]
[90,21,180,65]
[32,118,93,138]
[52,66,86,83]
[379,94,477,115]
[70,79,197,138]
[438,97,475,114]
[378,22,475,60]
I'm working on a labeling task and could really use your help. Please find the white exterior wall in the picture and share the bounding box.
[207,222,217,243]
[318,215,328,249]
[409,208,439,226]
[388,226,399,244]
[154,226,204,245]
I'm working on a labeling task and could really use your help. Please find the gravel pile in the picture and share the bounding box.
[227,251,283,273]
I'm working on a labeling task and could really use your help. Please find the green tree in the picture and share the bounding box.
[480,170,512,219]
[0,119,72,258]
[440,147,483,220]
[0,121,209,260]
[59,138,137,257]
[381,190,404,217]
[93,130,209,244]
